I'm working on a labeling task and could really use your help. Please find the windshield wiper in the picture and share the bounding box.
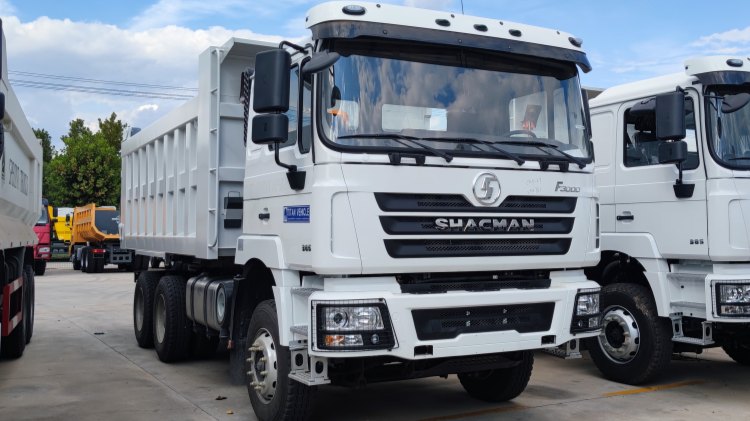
[337,133,453,163]
[421,137,525,165]
[495,140,587,169]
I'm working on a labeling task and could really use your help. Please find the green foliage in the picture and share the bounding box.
[34,128,54,163]
[41,114,124,207]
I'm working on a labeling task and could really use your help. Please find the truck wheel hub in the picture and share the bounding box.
[598,306,640,363]
[248,328,278,403]
[135,288,145,331]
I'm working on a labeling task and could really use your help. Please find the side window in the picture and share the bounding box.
[299,72,312,153]
[623,98,698,169]
[271,68,299,150]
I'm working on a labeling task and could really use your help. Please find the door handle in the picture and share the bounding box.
[616,214,634,221]
[258,212,270,220]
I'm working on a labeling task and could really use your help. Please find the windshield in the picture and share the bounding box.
[36,207,49,225]
[318,40,592,162]
[706,86,750,169]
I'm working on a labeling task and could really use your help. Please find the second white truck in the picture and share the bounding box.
[123,2,601,419]
[589,56,750,384]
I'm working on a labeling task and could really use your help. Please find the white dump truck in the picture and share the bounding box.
[0,19,41,359]
[588,56,750,384]
[122,2,601,419]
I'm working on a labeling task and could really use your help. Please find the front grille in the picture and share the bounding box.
[375,193,577,214]
[397,271,551,294]
[384,238,571,258]
[412,303,555,340]
[379,216,573,235]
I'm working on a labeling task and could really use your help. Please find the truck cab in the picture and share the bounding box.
[589,56,750,384]
[32,199,51,275]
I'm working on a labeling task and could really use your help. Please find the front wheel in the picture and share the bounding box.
[458,351,533,402]
[34,260,46,276]
[246,300,316,421]
[722,341,750,365]
[585,283,673,385]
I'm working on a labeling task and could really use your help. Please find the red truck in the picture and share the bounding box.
[32,199,52,276]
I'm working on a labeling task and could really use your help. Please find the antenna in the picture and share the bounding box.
[461,0,465,14]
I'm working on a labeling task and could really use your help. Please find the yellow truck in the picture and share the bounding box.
[48,205,73,254]
[69,203,134,273]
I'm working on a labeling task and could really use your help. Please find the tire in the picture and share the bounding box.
[153,275,191,362]
[95,256,105,273]
[722,341,750,365]
[24,265,35,344]
[72,255,81,271]
[585,283,673,385]
[81,248,90,273]
[458,351,533,402]
[133,271,161,348]
[246,300,316,421]
[34,260,46,276]
[1,275,27,359]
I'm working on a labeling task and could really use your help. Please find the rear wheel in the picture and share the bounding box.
[153,275,191,362]
[81,248,91,273]
[133,271,161,348]
[246,300,316,421]
[1,272,27,359]
[586,283,673,385]
[72,254,81,271]
[33,260,46,276]
[722,341,750,365]
[458,351,533,402]
[24,265,35,344]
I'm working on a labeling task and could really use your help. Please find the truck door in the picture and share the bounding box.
[614,92,708,259]
[244,59,314,263]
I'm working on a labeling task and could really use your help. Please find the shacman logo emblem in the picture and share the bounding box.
[472,172,501,206]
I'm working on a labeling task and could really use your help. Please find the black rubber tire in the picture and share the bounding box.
[81,248,90,273]
[585,283,673,385]
[153,275,191,362]
[95,256,105,273]
[24,265,35,344]
[133,271,161,348]
[722,341,750,365]
[34,260,46,276]
[72,255,81,271]
[1,274,27,359]
[458,351,533,402]
[246,300,316,421]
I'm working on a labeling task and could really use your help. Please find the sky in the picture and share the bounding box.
[1,0,749,147]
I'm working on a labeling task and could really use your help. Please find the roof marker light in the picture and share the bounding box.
[509,29,522,37]
[342,5,366,15]
[474,24,488,32]
[569,37,583,48]
[727,58,744,68]
[435,19,450,27]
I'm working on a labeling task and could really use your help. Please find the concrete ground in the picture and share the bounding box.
[1,266,749,421]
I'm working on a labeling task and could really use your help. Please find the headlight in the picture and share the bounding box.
[571,288,601,333]
[314,300,396,351]
[715,281,750,317]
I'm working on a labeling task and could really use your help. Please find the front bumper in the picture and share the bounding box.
[306,272,600,359]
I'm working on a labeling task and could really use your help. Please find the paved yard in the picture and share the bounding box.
[1,267,749,420]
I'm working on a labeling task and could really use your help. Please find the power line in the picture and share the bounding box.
[10,79,194,100]
[9,70,198,91]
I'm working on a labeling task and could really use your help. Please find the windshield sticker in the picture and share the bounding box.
[284,205,310,223]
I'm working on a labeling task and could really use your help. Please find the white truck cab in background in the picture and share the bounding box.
[122,2,601,419]
[589,56,750,384]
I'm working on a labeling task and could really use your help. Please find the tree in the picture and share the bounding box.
[43,114,124,207]
[34,128,54,163]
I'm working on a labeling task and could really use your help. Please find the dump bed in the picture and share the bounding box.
[0,22,42,251]
[120,38,275,260]
[71,203,120,244]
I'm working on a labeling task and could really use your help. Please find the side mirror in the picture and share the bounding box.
[655,91,685,141]
[302,51,340,75]
[658,140,687,164]
[251,114,288,145]
[0,92,5,120]
[253,49,291,113]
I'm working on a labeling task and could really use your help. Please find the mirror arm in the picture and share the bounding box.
[279,40,308,54]
[273,143,297,172]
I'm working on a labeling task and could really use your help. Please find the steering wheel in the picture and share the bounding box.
[502,129,537,138]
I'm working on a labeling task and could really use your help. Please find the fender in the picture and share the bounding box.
[235,235,286,269]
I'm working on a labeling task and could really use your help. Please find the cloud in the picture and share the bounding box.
[402,0,457,11]
[2,15,285,145]
[693,27,750,48]
[0,0,16,16]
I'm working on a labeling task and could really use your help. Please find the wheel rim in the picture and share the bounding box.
[247,328,279,403]
[135,287,145,331]
[597,305,641,364]
[155,294,166,343]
